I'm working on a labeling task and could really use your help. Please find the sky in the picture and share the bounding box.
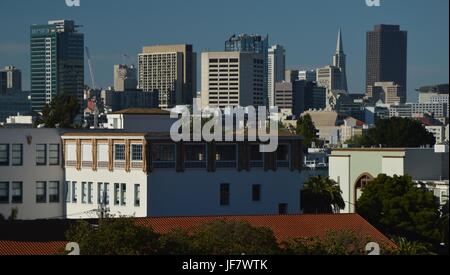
[0,0,448,101]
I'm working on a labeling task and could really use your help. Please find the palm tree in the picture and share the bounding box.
[301,176,345,214]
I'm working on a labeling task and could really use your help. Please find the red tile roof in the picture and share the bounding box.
[0,214,395,255]
[135,214,395,246]
[0,241,67,256]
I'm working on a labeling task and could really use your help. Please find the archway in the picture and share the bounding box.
[354,173,375,208]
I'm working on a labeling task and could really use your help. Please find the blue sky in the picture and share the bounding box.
[0,0,448,101]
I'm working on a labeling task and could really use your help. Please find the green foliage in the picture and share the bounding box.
[296,114,319,148]
[282,230,373,255]
[9,208,18,221]
[355,117,435,148]
[37,93,80,128]
[387,237,434,255]
[440,201,449,246]
[191,220,280,255]
[301,176,345,214]
[66,218,160,255]
[357,174,441,245]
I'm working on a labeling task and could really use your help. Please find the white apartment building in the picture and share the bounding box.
[426,125,446,144]
[329,146,449,213]
[201,52,265,109]
[389,103,448,118]
[62,131,326,219]
[0,129,64,220]
[268,45,286,107]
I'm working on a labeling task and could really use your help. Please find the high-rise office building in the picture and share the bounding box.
[138,44,196,108]
[316,66,343,92]
[285,70,300,83]
[299,70,317,82]
[333,29,348,92]
[366,25,407,94]
[367,81,406,105]
[201,52,265,109]
[30,20,84,113]
[0,66,22,95]
[114,64,138,91]
[225,34,269,105]
[268,45,286,107]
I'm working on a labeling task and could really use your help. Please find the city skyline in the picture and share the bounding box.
[0,0,448,101]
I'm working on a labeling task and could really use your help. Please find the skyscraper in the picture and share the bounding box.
[0,66,22,95]
[333,29,347,92]
[138,44,196,108]
[225,34,269,105]
[30,20,84,113]
[114,64,138,91]
[268,45,286,107]
[366,25,407,95]
[201,52,265,109]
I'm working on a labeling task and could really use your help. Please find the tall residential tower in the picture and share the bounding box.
[268,45,286,107]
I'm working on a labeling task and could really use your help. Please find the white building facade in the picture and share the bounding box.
[0,129,65,220]
[329,147,449,213]
[268,45,286,107]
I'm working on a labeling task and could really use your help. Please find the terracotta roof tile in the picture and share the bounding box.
[135,214,395,246]
[0,241,67,256]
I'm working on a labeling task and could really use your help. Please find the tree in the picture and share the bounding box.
[357,174,441,246]
[388,237,434,255]
[440,201,449,248]
[160,220,280,255]
[296,114,319,148]
[36,93,80,128]
[282,230,374,255]
[301,176,345,214]
[356,117,435,148]
[66,218,160,255]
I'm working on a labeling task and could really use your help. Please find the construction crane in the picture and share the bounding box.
[85,46,99,129]
[85,46,96,90]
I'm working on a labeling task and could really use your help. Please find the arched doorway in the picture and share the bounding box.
[354,173,374,208]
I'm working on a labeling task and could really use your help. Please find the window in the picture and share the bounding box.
[250,145,263,168]
[65,182,71,203]
[277,145,290,168]
[252,185,261,202]
[81,182,87,204]
[134,184,141,207]
[185,145,207,168]
[36,181,47,203]
[121,183,127,206]
[88,182,93,204]
[104,183,110,205]
[216,145,237,168]
[12,182,23,204]
[220,184,230,206]
[154,144,175,161]
[49,181,60,203]
[12,144,23,166]
[279,203,288,215]
[0,182,9,203]
[131,145,143,161]
[72,182,77,203]
[114,183,120,205]
[114,144,126,161]
[49,144,60,165]
[0,144,9,166]
[97,183,104,204]
[36,144,47,166]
